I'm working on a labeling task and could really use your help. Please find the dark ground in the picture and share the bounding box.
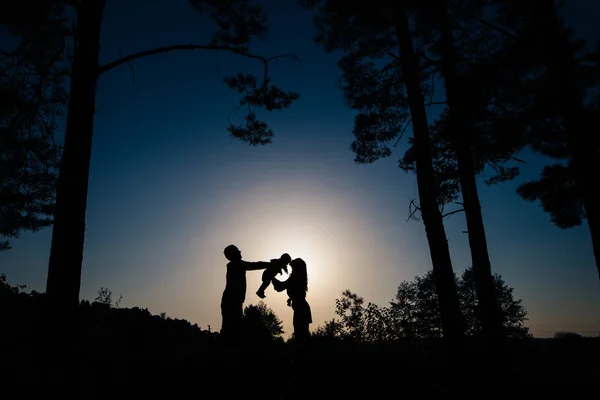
[2,334,598,399]
[1,289,598,399]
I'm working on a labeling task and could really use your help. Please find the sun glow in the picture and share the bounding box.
[207,177,356,294]
[183,174,382,336]
[257,231,333,286]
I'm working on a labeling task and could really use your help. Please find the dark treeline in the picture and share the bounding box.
[1,273,598,398]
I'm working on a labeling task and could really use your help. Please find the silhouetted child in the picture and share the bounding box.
[256,253,291,298]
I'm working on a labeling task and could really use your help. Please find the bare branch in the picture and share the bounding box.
[118,48,135,84]
[98,43,299,89]
[52,0,79,7]
[416,50,440,65]
[473,16,517,40]
[126,60,136,84]
[575,54,600,64]
[509,155,526,164]
[379,57,400,75]
[407,199,421,222]
[393,118,412,147]
[391,99,445,148]
[429,73,435,105]
[386,50,400,60]
[12,71,70,77]
[442,208,464,218]
[214,51,221,80]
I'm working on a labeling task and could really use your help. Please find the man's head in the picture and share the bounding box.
[224,245,242,261]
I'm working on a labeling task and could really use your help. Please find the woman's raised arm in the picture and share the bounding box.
[271,277,288,292]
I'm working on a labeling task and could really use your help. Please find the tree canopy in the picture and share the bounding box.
[0,1,69,250]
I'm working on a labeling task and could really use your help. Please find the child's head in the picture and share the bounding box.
[280,253,291,264]
[276,253,291,274]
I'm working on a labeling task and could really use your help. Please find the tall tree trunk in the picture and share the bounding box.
[431,1,505,357]
[536,0,600,281]
[392,1,465,356]
[46,0,106,310]
[43,2,105,395]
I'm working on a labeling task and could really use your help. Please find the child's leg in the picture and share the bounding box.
[261,269,273,284]
[256,273,271,298]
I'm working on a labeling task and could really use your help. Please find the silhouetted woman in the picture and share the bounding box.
[272,258,312,344]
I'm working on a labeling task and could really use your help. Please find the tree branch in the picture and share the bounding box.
[442,208,464,218]
[393,99,446,148]
[98,43,299,87]
[473,16,517,40]
[416,50,440,65]
[429,73,435,104]
[407,198,421,221]
[117,48,136,84]
[386,50,400,60]
[52,0,79,7]
[394,118,412,147]
[509,155,526,164]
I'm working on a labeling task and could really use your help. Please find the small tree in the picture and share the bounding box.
[331,289,402,343]
[94,287,112,306]
[312,319,344,339]
[242,301,284,345]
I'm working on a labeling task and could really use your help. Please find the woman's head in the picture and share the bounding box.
[290,258,308,292]
[290,258,306,272]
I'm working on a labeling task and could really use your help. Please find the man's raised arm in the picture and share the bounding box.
[241,260,271,271]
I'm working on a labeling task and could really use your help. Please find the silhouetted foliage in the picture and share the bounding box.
[302,0,411,164]
[0,2,68,250]
[319,267,529,343]
[553,331,584,341]
[223,73,299,145]
[94,286,122,308]
[241,301,284,347]
[513,93,599,230]
[471,2,600,232]
[517,161,584,228]
[482,0,600,278]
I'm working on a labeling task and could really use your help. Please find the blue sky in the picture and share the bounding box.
[1,0,599,338]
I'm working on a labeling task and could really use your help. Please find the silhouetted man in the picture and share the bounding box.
[220,244,271,344]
